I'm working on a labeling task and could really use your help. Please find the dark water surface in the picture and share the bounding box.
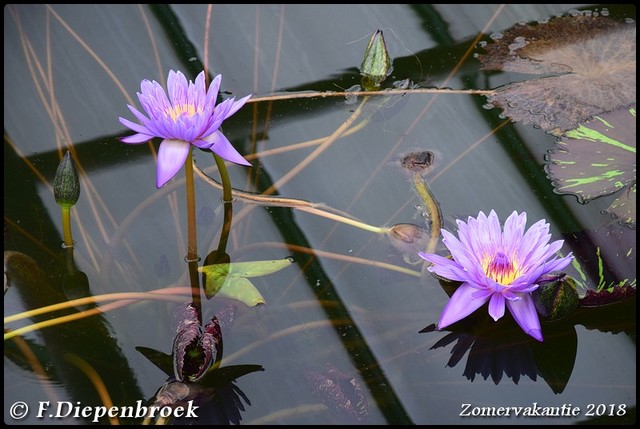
[4,4,635,425]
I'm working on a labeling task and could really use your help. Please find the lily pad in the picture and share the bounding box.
[198,258,293,305]
[544,105,636,227]
[477,12,636,134]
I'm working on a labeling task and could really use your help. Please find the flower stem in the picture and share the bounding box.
[411,173,442,254]
[213,153,233,203]
[213,153,234,254]
[61,206,74,247]
[184,147,198,262]
[194,163,389,235]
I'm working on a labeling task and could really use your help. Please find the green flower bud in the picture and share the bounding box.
[532,273,580,321]
[54,151,80,208]
[360,29,392,91]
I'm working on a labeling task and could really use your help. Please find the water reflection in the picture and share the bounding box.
[421,292,635,395]
[137,302,263,425]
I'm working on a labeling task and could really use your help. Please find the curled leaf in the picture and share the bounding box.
[478,12,636,134]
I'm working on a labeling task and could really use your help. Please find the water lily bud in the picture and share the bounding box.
[532,273,580,321]
[360,29,392,91]
[54,151,80,208]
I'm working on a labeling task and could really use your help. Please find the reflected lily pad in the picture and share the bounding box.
[477,12,636,134]
[544,105,636,227]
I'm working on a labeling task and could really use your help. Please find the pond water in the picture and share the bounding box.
[4,4,635,425]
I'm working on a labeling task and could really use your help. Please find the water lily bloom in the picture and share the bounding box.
[419,210,573,342]
[119,70,252,188]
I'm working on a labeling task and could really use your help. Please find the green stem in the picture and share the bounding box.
[61,206,74,248]
[184,147,198,262]
[194,162,389,235]
[213,153,233,203]
[217,202,233,254]
[213,153,234,254]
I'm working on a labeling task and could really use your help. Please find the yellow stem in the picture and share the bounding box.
[61,206,74,247]
[412,173,442,254]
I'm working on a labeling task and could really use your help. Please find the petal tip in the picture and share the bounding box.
[528,329,543,342]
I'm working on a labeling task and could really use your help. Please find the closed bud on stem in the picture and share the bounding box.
[360,29,392,91]
[54,151,80,208]
[532,273,580,321]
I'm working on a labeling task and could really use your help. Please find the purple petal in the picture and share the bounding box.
[506,294,543,341]
[167,70,188,106]
[120,132,154,144]
[502,211,527,253]
[156,139,190,188]
[224,94,252,118]
[119,116,152,135]
[205,74,222,107]
[437,283,489,330]
[419,252,469,282]
[201,100,232,136]
[204,131,252,166]
[542,253,574,273]
[441,230,479,271]
[487,293,506,321]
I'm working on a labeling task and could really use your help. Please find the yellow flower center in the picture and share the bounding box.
[167,104,199,121]
[482,251,520,285]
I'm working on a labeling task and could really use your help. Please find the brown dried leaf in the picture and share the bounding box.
[477,12,636,134]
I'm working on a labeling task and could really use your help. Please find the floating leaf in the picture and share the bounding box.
[477,13,636,134]
[544,105,636,226]
[198,258,293,305]
[605,181,636,227]
[579,285,636,307]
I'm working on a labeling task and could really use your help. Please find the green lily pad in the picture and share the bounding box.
[198,258,293,305]
[544,105,636,227]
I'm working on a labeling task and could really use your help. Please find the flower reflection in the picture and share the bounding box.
[419,210,574,341]
[137,302,262,424]
[423,322,538,385]
[119,70,251,188]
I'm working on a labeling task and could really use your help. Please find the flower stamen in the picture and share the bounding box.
[167,104,198,121]
[482,251,519,285]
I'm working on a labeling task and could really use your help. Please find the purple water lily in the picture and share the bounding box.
[419,210,573,342]
[119,70,251,188]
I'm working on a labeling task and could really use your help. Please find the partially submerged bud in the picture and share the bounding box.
[54,151,80,208]
[360,29,392,91]
[387,223,429,265]
[532,273,580,321]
